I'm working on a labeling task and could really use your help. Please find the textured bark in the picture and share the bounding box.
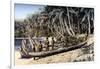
[67,8,75,36]
[87,12,91,35]
[64,17,73,36]
[20,39,29,58]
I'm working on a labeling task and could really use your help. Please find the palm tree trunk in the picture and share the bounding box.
[87,12,91,35]
[67,8,75,36]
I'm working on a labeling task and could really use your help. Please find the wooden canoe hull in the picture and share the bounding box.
[20,41,87,58]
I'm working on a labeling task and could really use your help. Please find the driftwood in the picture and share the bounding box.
[28,41,87,57]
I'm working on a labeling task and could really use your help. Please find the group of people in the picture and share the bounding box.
[33,37,55,52]
[20,37,56,59]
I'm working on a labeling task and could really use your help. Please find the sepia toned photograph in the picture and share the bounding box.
[14,3,94,65]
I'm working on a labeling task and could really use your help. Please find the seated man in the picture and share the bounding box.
[34,41,42,60]
[34,41,42,52]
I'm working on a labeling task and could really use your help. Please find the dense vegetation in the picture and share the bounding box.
[15,5,94,41]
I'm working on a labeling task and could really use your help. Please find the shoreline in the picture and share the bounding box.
[15,48,86,65]
[15,36,94,65]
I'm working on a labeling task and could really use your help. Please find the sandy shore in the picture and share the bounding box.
[15,48,83,65]
[15,35,94,65]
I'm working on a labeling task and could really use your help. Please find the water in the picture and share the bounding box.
[15,37,57,51]
[14,37,45,51]
[15,39,22,51]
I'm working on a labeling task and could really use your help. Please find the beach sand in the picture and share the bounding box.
[15,49,83,65]
[15,35,94,65]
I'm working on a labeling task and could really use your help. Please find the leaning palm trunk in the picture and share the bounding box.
[59,11,65,34]
[87,12,91,35]
[28,35,35,51]
[67,7,75,36]
[63,17,73,36]
[20,39,30,58]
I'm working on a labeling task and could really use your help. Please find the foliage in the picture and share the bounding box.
[15,5,94,41]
